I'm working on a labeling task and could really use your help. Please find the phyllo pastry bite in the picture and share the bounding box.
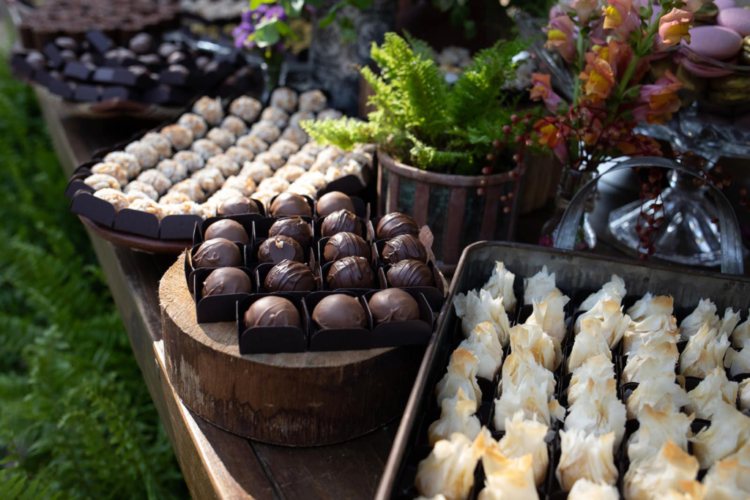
[680,298,719,341]
[623,441,699,500]
[524,290,569,345]
[479,437,538,500]
[453,289,511,346]
[428,388,482,446]
[579,274,626,312]
[415,431,487,500]
[482,262,517,312]
[567,479,619,500]
[626,377,688,419]
[508,323,560,372]
[457,322,504,380]
[497,411,549,486]
[690,403,750,469]
[523,265,559,304]
[679,323,730,378]
[685,367,738,419]
[556,430,618,491]
[567,319,612,374]
[435,348,482,408]
[703,455,750,500]
[626,405,693,463]
[626,293,673,322]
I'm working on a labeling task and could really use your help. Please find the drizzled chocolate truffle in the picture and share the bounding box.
[316,191,354,218]
[376,212,419,240]
[382,234,427,265]
[326,256,374,290]
[264,260,316,292]
[268,217,312,247]
[312,294,367,330]
[244,296,300,328]
[202,268,251,297]
[368,289,420,324]
[321,210,361,237]
[257,235,305,264]
[387,259,434,288]
[205,219,249,244]
[193,238,242,268]
[324,232,371,262]
[218,196,259,216]
[269,192,312,217]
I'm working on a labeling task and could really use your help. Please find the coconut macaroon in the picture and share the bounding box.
[141,132,172,159]
[270,87,298,112]
[85,174,121,191]
[251,190,276,207]
[260,106,289,128]
[286,152,315,169]
[172,151,204,173]
[296,171,327,190]
[300,141,322,157]
[192,167,225,194]
[288,110,315,129]
[317,108,343,121]
[269,139,300,159]
[280,126,308,146]
[249,121,280,143]
[206,154,240,177]
[236,134,269,154]
[257,177,290,194]
[94,188,130,212]
[255,151,285,170]
[156,159,188,184]
[90,162,128,187]
[223,175,256,197]
[159,192,193,205]
[192,96,224,125]
[287,181,318,199]
[128,198,164,220]
[136,169,172,195]
[160,124,195,151]
[103,151,141,179]
[177,113,208,139]
[191,139,223,160]
[161,201,204,217]
[168,178,206,202]
[273,165,306,183]
[239,161,274,183]
[126,190,153,203]
[124,181,159,201]
[298,89,327,112]
[229,95,262,123]
[220,115,247,137]
[224,146,254,165]
[206,127,236,150]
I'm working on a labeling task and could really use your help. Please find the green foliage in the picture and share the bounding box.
[304,33,532,176]
[0,59,187,499]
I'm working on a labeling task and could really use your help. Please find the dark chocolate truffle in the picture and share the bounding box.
[202,268,251,297]
[382,234,427,265]
[218,196,259,216]
[326,256,374,290]
[193,238,242,268]
[244,296,300,328]
[205,219,249,244]
[321,209,362,237]
[316,191,354,218]
[324,232,371,262]
[387,259,434,288]
[264,260,316,292]
[312,294,367,330]
[368,289,420,324]
[376,212,419,240]
[257,235,305,264]
[268,216,312,247]
[270,192,312,217]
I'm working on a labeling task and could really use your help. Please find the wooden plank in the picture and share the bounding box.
[443,188,467,265]
[412,182,430,228]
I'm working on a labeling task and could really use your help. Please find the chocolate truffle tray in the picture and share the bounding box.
[377,242,750,500]
[64,87,372,252]
[186,205,447,354]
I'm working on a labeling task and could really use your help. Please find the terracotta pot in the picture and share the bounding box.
[377,150,519,274]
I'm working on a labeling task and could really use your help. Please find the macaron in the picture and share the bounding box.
[686,25,743,60]
[714,0,736,9]
[718,8,750,36]
[681,57,735,78]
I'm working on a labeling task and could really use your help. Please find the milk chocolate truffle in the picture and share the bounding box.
[376,212,419,240]
[264,260,316,292]
[326,256,374,290]
[193,238,242,268]
[324,232,371,262]
[202,268,251,297]
[269,217,312,247]
[205,219,249,244]
[218,196,259,216]
[382,234,427,265]
[270,192,312,217]
[321,210,362,237]
[244,296,301,328]
[368,289,420,324]
[387,259,434,287]
[316,191,354,217]
[312,294,367,330]
[258,235,305,264]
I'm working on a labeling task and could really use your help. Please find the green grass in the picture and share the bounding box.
[0,58,188,499]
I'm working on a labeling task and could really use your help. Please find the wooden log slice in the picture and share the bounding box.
[160,254,424,446]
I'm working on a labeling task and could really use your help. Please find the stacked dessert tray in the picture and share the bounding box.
[64,87,371,253]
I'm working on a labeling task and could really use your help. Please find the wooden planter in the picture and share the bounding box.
[377,150,519,274]
[518,151,562,215]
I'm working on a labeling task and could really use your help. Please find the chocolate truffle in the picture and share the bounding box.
[264,260,316,292]
[382,234,427,265]
[205,219,249,244]
[316,191,355,218]
[326,256,375,290]
[387,259,434,288]
[193,238,242,268]
[269,192,311,217]
[324,232,371,262]
[218,196,259,216]
[202,268,251,297]
[257,235,305,264]
[368,289,420,324]
[312,294,367,330]
[376,212,419,240]
[244,296,300,328]
[321,209,362,237]
[269,217,312,247]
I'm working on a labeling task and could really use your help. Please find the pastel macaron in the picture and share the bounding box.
[714,0,736,9]
[718,8,750,36]
[685,25,743,60]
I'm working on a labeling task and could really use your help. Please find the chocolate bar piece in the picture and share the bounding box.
[46,75,74,99]
[92,67,152,88]
[43,43,65,69]
[86,30,114,54]
[102,85,139,101]
[63,61,94,81]
[73,84,101,102]
[142,85,191,105]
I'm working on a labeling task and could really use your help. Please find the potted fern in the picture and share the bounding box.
[303,33,532,272]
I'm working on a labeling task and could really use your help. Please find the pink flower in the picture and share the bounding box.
[632,70,682,124]
[530,73,563,113]
[657,8,693,50]
[602,0,641,39]
[545,15,577,63]
[571,0,599,23]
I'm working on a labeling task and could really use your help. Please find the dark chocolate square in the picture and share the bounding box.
[73,84,100,102]
[63,61,93,81]
[85,30,114,54]
[43,43,65,69]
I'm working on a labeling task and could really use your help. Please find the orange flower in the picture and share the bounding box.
[602,0,631,29]
[534,119,568,162]
[579,52,615,103]
[633,70,682,124]
[545,15,576,63]
[657,8,693,50]
[530,73,563,113]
